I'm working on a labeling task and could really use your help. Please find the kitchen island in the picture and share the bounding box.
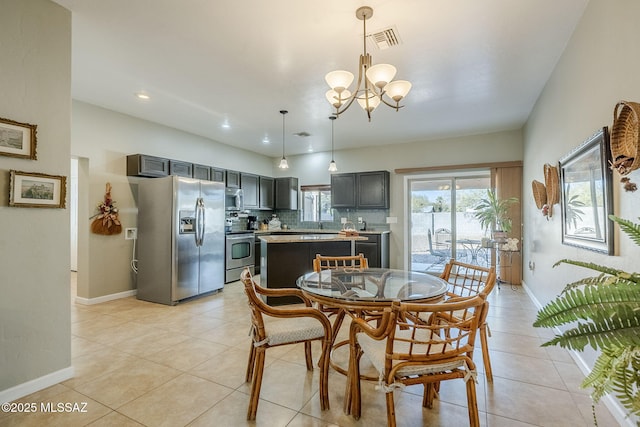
[258,233,367,305]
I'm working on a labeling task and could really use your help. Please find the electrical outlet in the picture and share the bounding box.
[341,217,347,224]
[358,217,363,223]
[125,228,137,240]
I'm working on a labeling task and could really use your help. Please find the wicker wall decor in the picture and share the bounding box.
[532,180,546,209]
[610,101,640,191]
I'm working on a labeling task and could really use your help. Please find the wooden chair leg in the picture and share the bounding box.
[423,383,436,408]
[247,349,265,420]
[318,338,331,411]
[385,390,397,427]
[245,342,256,383]
[304,341,313,371]
[465,375,480,427]
[350,348,364,419]
[480,324,493,382]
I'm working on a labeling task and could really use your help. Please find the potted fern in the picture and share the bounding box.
[533,215,640,419]
[473,189,518,240]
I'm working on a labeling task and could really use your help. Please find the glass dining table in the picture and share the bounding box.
[296,268,449,376]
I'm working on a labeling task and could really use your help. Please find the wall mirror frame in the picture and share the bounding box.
[559,127,614,254]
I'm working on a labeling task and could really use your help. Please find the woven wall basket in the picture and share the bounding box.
[611,101,640,175]
[544,164,559,206]
[532,180,546,209]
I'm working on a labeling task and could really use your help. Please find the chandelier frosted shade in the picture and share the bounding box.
[279,157,289,169]
[325,70,354,93]
[328,160,337,172]
[384,80,412,102]
[366,64,397,89]
[324,6,411,121]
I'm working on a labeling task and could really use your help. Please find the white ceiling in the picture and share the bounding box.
[53,0,588,158]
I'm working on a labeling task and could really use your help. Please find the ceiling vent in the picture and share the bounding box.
[366,26,401,50]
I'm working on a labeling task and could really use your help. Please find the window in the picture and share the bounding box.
[301,185,333,222]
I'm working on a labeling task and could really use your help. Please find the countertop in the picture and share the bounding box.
[255,228,389,235]
[258,234,369,243]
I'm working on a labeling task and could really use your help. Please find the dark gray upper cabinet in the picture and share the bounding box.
[357,170,390,209]
[169,160,193,177]
[330,173,357,208]
[241,173,259,209]
[193,164,211,180]
[331,171,389,209]
[259,176,275,210]
[211,167,225,183]
[275,177,298,210]
[126,154,169,177]
[226,170,240,188]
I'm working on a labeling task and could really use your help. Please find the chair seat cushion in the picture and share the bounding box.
[262,316,325,346]
[357,328,465,378]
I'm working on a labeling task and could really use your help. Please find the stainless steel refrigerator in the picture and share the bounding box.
[136,175,225,305]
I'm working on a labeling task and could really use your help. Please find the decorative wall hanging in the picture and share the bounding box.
[531,179,547,216]
[9,170,66,208]
[543,163,559,217]
[90,182,122,235]
[0,117,37,160]
[559,127,614,254]
[610,100,640,191]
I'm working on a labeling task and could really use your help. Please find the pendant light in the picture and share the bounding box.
[328,115,337,172]
[278,110,289,169]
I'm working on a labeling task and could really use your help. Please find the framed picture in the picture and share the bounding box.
[0,117,37,160]
[559,127,614,254]
[9,170,66,208]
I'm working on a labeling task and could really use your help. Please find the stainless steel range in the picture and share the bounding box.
[224,212,255,283]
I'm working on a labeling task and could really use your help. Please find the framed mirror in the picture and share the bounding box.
[559,127,614,254]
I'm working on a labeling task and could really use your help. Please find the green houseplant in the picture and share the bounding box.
[473,189,518,235]
[533,215,640,418]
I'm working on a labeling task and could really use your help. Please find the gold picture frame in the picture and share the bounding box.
[0,117,37,160]
[9,170,66,208]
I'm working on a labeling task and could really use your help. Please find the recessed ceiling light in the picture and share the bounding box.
[262,136,270,144]
[135,92,150,100]
[221,119,231,129]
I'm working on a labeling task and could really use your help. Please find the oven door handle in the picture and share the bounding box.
[226,234,253,241]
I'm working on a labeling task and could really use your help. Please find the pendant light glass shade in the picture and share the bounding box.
[366,63,397,89]
[278,110,289,169]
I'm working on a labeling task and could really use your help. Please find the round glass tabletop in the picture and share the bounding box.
[297,268,448,303]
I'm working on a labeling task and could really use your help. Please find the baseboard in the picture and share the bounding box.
[0,366,74,404]
[75,289,137,305]
[521,280,637,427]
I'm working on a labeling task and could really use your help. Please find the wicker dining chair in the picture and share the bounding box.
[345,295,487,427]
[240,268,332,420]
[440,259,497,382]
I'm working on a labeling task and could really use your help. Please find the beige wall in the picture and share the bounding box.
[0,0,72,398]
[523,1,640,421]
[278,129,524,268]
[71,101,274,299]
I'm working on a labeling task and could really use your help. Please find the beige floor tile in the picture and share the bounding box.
[487,350,567,389]
[485,376,585,426]
[85,411,145,426]
[188,346,255,389]
[143,337,230,371]
[73,358,181,408]
[188,390,297,426]
[117,373,233,427]
[255,359,320,411]
[109,328,190,357]
[63,347,138,388]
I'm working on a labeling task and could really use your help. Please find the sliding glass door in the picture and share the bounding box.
[408,172,491,274]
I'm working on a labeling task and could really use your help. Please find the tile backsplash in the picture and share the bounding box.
[245,209,390,231]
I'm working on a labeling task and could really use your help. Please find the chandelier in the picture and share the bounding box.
[325,6,412,121]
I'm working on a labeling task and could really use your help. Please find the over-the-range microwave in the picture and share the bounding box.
[225,187,244,211]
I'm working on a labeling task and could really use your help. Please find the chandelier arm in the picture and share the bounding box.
[333,54,368,116]
[379,96,405,111]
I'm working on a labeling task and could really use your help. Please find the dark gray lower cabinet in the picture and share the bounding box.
[355,232,390,268]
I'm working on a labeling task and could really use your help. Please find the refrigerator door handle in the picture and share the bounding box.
[195,197,205,246]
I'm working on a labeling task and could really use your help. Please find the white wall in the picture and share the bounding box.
[0,0,72,399]
[278,129,523,267]
[70,101,274,299]
[523,1,640,423]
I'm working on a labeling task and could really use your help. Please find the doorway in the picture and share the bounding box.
[407,172,491,274]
